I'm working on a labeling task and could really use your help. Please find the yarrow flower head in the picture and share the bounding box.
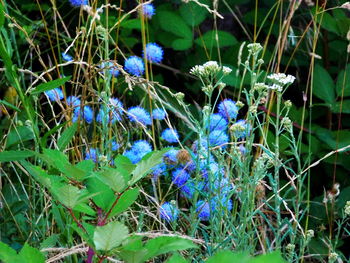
[69,0,88,7]
[62,53,73,62]
[127,106,152,126]
[152,108,166,120]
[124,140,152,164]
[161,128,179,143]
[141,3,155,19]
[100,61,120,77]
[172,168,190,187]
[143,43,164,63]
[190,61,231,78]
[267,73,295,86]
[45,88,64,102]
[218,99,238,120]
[208,113,228,131]
[344,201,350,217]
[124,56,145,76]
[230,119,250,139]
[159,202,179,222]
[209,130,229,148]
[96,98,123,124]
[196,200,210,221]
[73,105,94,124]
[85,148,98,163]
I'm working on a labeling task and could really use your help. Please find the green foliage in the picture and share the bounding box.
[206,250,287,263]
[93,221,129,251]
[0,242,45,263]
[312,64,335,104]
[30,76,71,95]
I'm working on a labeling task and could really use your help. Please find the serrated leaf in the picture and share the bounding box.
[129,149,168,186]
[195,30,237,49]
[31,76,71,95]
[157,11,192,39]
[94,221,129,251]
[19,243,45,263]
[312,64,335,104]
[52,184,84,208]
[87,177,115,211]
[0,150,34,162]
[144,236,197,261]
[108,188,139,218]
[57,122,78,151]
[171,38,193,51]
[97,168,127,192]
[114,155,135,174]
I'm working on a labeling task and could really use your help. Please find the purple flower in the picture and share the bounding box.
[142,3,155,19]
[159,202,179,222]
[69,0,88,7]
[127,106,151,126]
[124,56,145,76]
[172,168,190,187]
[196,200,210,221]
[143,43,164,63]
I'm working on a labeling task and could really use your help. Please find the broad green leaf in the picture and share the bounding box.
[0,150,34,162]
[40,234,59,249]
[57,122,78,151]
[41,123,65,147]
[21,162,58,188]
[250,251,287,263]
[129,149,168,186]
[331,100,350,114]
[52,184,84,208]
[120,19,141,30]
[166,253,189,263]
[171,38,193,51]
[144,236,197,261]
[31,76,71,95]
[74,203,97,216]
[195,30,237,49]
[114,155,135,174]
[108,188,139,218]
[118,236,148,263]
[312,64,335,104]
[157,11,192,39]
[336,64,350,97]
[75,160,95,174]
[206,251,250,263]
[6,126,35,148]
[19,243,45,263]
[320,12,340,35]
[0,241,18,262]
[97,168,127,192]
[86,177,115,211]
[179,0,208,27]
[93,221,129,251]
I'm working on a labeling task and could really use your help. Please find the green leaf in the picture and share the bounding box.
[312,64,335,104]
[320,12,340,35]
[31,76,71,95]
[179,0,208,27]
[57,122,78,151]
[120,19,141,30]
[336,64,350,97]
[206,251,250,263]
[195,30,237,49]
[171,38,193,51]
[144,236,197,261]
[93,221,129,251]
[0,150,34,162]
[129,149,168,186]
[114,155,135,174]
[108,188,139,218]
[0,241,18,262]
[157,11,192,39]
[251,251,287,263]
[6,126,35,148]
[166,253,189,263]
[97,168,127,192]
[331,100,350,114]
[19,243,45,263]
[86,177,115,211]
[0,99,20,112]
[117,236,148,263]
[0,2,5,28]
[52,184,84,208]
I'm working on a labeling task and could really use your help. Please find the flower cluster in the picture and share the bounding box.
[267,73,296,86]
[190,61,232,78]
[124,140,152,164]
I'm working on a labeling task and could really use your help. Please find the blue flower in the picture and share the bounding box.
[209,130,229,148]
[85,148,98,163]
[143,43,164,64]
[45,88,64,102]
[159,202,179,222]
[211,196,233,212]
[196,200,210,221]
[163,148,179,165]
[172,168,190,187]
[111,141,120,151]
[96,98,123,124]
[180,180,205,199]
[101,61,120,77]
[69,0,88,7]
[210,177,233,197]
[124,140,152,164]
[62,53,73,62]
[73,105,94,124]
[124,56,145,76]
[142,3,155,19]
[67,96,81,108]
[161,128,179,143]
[152,108,166,120]
[200,161,224,180]
[151,163,166,180]
[127,106,151,126]
[218,99,238,120]
[208,113,228,131]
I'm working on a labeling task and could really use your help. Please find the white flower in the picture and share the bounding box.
[268,84,283,92]
[267,73,295,85]
[344,201,350,216]
[222,66,232,75]
[190,65,205,76]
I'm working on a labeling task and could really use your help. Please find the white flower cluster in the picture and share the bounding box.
[268,83,283,92]
[344,201,350,216]
[190,61,232,77]
[267,73,296,86]
[247,43,263,55]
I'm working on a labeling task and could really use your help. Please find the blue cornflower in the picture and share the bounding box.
[200,161,224,180]
[85,148,98,163]
[218,99,238,120]
[163,148,179,165]
[73,105,94,124]
[100,61,120,77]
[211,196,233,212]
[152,108,166,120]
[127,106,152,126]
[161,128,179,143]
[111,141,120,151]
[172,168,190,187]
[231,119,250,140]
[180,180,205,199]
[124,56,145,77]
[124,140,153,164]
[67,96,81,108]
[69,0,88,7]
[209,130,229,148]
[143,43,164,64]
[211,177,233,197]
[124,150,139,164]
[45,88,64,102]
[208,113,228,131]
[142,3,155,19]
[159,202,179,222]
[96,98,123,124]
[151,163,166,180]
[62,53,73,62]
[196,200,210,221]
